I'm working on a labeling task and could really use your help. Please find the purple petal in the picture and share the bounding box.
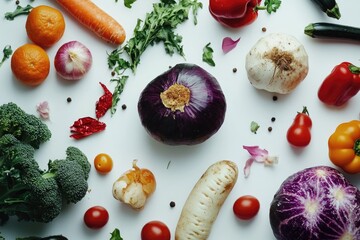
[243,145,268,158]
[36,101,50,120]
[222,37,240,54]
[244,158,255,178]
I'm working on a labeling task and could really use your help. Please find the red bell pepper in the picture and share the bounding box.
[318,62,360,106]
[209,0,281,28]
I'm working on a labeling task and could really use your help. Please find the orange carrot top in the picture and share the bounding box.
[56,0,126,45]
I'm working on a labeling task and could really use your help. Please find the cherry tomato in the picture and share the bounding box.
[94,153,113,174]
[83,206,109,229]
[141,220,171,240]
[286,106,312,147]
[233,195,260,220]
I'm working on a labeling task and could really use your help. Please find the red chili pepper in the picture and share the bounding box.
[96,82,113,119]
[318,62,360,106]
[70,117,106,140]
[286,106,312,147]
[208,0,281,28]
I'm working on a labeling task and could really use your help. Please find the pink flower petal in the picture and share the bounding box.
[242,145,278,177]
[222,37,240,54]
[244,158,255,178]
[243,145,268,161]
[36,101,50,120]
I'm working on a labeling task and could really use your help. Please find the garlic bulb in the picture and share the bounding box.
[245,33,309,94]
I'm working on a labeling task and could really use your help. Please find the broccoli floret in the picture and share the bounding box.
[0,102,51,149]
[65,146,91,180]
[0,134,37,170]
[0,137,62,224]
[15,173,63,223]
[44,158,89,204]
[0,134,90,225]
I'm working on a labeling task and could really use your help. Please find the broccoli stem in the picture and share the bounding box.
[0,183,27,203]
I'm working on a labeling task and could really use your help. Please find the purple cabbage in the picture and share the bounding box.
[137,63,226,145]
[270,166,360,240]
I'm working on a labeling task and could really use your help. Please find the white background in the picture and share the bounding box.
[1,0,360,239]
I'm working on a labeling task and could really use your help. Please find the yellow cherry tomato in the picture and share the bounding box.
[94,153,113,174]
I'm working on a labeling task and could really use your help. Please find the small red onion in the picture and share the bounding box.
[138,63,226,145]
[54,41,92,80]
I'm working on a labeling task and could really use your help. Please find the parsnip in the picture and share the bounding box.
[175,160,238,240]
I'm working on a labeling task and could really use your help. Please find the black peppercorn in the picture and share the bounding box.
[170,201,176,208]
[67,97,72,103]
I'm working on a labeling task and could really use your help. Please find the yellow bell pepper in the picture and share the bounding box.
[328,120,360,174]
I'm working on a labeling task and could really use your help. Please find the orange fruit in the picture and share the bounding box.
[25,5,65,48]
[11,43,50,87]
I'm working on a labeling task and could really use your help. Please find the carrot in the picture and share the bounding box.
[175,160,238,240]
[56,0,126,45]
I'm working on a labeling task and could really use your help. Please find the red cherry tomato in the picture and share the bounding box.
[141,220,171,240]
[83,206,109,229]
[94,153,113,174]
[286,106,312,147]
[233,195,260,220]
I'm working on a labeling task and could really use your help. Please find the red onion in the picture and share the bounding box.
[54,41,92,80]
[138,63,226,145]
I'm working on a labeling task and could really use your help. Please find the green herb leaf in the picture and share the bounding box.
[107,0,202,115]
[0,45,12,68]
[202,42,215,66]
[4,4,33,21]
[124,0,137,8]
[264,0,282,13]
[250,121,260,134]
[110,75,128,114]
[110,228,123,240]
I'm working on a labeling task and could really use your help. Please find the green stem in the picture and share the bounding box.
[301,106,309,115]
[349,64,360,74]
[354,139,360,155]
[254,0,281,14]
[0,183,27,203]
[326,5,341,20]
[4,5,33,21]
[0,45,12,68]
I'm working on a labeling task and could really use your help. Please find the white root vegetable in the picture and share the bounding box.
[175,160,238,240]
[245,33,309,94]
[112,160,156,210]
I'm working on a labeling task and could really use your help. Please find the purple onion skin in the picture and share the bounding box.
[270,166,360,240]
[137,63,226,145]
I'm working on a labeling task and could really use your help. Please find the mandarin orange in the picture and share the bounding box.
[11,43,50,87]
[25,5,65,48]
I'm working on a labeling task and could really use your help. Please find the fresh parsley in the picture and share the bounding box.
[264,0,282,13]
[0,45,12,68]
[107,0,202,114]
[202,42,215,66]
[124,0,137,8]
[110,228,123,240]
[250,121,260,134]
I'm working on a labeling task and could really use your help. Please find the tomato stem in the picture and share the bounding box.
[301,106,309,115]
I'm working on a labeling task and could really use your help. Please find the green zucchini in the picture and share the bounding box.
[16,236,68,240]
[311,0,341,19]
[304,22,360,41]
